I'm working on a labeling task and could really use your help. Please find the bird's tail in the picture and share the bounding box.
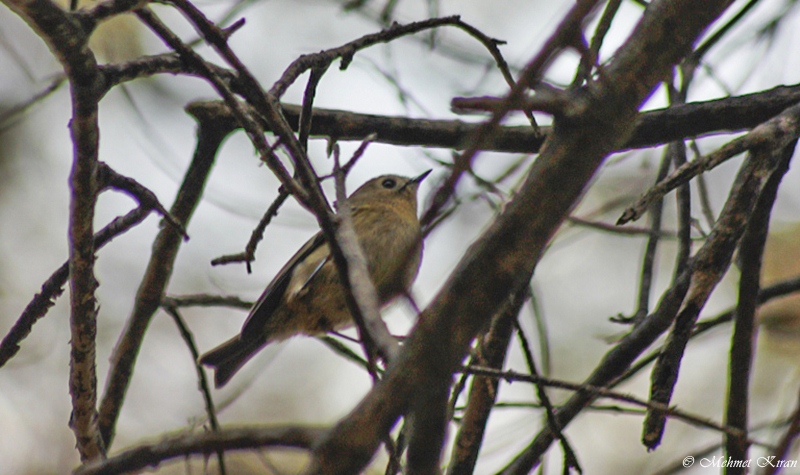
[199,335,266,388]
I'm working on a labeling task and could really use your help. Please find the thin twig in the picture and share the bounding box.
[298,66,329,152]
[622,151,673,324]
[316,336,374,373]
[514,319,581,473]
[0,206,152,368]
[161,294,252,310]
[136,6,306,205]
[210,186,290,271]
[97,162,187,239]
[690,141,718,229]
[566,215,675,238]
[464,366,746,440]
[421,0,602,228]
[0,74,67,133]
[168,0,326,212]
[267,16,515,100]
[572,0,621,88]
[613,272,800,389]
[162,305,226,475]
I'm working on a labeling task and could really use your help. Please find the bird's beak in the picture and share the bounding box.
[410,169,432,185]
[400,169,432,192]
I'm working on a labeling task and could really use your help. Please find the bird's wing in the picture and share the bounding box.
[240,231,326,338]
[287,249,330,300]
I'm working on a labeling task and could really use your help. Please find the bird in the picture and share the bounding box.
[199,171,431,388]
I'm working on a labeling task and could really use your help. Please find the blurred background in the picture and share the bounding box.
[1,0,800,473]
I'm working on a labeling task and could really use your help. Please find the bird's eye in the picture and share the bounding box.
[381,178,397,189]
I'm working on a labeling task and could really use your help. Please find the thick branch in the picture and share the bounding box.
[447,296,520,475]
[181,82,800,157]
[97,47,800,155]
[67,41,104,467]
[3,0,107,461]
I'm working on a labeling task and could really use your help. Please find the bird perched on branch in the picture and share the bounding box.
[200,171,431,388]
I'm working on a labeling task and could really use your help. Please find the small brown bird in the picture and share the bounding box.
[200,171,430,388]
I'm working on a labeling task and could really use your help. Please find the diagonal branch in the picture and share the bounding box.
[96,162,187,238]
[641,134,795,450]
[447,295,520,475]
[724,140,794,472]
[419,0,603,229]
[619,102,800,224]
[134,6,307,206]
[331,150,400,366]
[97,102,226,449]
[0,206,157,369]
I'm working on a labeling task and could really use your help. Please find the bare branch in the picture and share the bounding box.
[174,0,412,374]
[0,74,67,133]
[331,145,400,365]
[76,0,149,29]
[420,0,602,228]
[613,272,800,390]
[3,0,109,460]
[182,82,800,158]
[160,294,252,310]
[75,426,327,475]
[0,207,152,368]
[619,102,800,224]
[97,100,225,448]
[166,0,325,211]
[643,135,792,447]
[572,0,621,87]
[762,387,800,475]
[515,319,581,474]
[134,6,307,205]
[162,305,227,475]
[6,0,799,472]
[464,366,746,440]
[447,297,518,475]
[96,162,187,239]
[724,141,793,468]
[268,16,509,99]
